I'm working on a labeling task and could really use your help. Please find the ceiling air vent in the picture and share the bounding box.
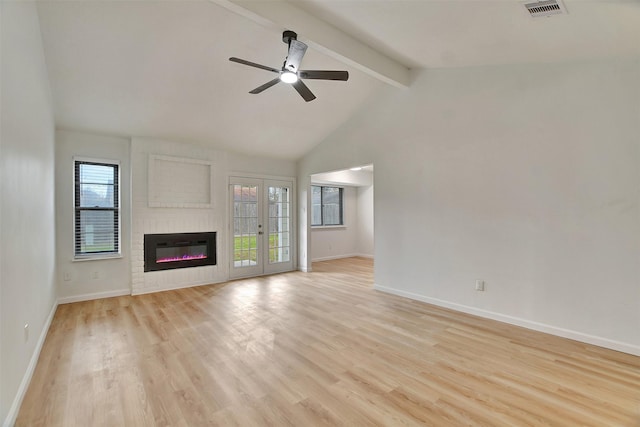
[524,0,567,18]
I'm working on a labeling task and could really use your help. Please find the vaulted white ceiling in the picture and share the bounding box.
[36,1,640,160]
[294,0,640,69]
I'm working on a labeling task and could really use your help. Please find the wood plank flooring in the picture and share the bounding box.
[17,257,640,426]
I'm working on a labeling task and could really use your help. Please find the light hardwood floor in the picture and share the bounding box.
[17,257,640,426]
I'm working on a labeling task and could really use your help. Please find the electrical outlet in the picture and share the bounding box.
[63,271,71,281]
[91,271,99,279]
[24,323,29,342]
[475,280,485,291]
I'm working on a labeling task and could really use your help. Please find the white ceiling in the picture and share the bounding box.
[312,164,374,186]
[36,1,640,160]
[295,0,640,69]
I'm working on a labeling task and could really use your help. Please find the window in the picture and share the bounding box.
[74,160,120,257]
[311,185,343,226]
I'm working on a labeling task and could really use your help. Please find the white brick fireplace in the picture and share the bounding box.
[130,137,228,295]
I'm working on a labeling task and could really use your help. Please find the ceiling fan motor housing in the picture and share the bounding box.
[282,30,297,45]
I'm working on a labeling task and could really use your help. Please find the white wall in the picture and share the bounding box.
[55,130,131,302]
[227,151,297,178]
[299,60,640,355]
[1,2,57,424]
[356,185,374,257]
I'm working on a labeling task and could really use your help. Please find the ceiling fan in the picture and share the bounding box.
[229,30,349,102]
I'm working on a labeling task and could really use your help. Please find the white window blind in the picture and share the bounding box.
[311,185,343,226]
[74,160,120,257]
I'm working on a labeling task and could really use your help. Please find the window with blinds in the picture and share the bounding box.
[311,185,343,226]
[74,160,120,257]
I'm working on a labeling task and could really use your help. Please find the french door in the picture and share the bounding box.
[229,177,294,279]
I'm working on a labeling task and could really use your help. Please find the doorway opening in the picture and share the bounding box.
[309,165,374,265]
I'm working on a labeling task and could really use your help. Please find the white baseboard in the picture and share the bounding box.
[3,300,58,427]
[57,288,130,304]
[132,280,224,296]
[312,254,356,262]
[312,253,373,262]
[374,284,640,357]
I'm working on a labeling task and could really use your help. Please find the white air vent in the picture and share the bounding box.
[524,0,567,18]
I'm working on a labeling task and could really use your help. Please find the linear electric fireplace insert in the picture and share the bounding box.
[144,232,216,272]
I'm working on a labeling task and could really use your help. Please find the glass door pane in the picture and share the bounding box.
[264,180,294,275]
[268,186,290,264]
[230,180,263,278]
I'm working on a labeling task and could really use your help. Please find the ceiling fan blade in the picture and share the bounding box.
[292,79,316,102]
[249,78,281,94]
[229,57,280,74]
[299,70,349,81]
[284,39,307,73]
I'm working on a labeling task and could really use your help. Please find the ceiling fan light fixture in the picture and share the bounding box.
[280,71,298,84]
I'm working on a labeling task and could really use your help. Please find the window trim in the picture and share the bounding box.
[311,185,344,227]
[73,157,121,260]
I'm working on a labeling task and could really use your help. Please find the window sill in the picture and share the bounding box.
[311,225,346,230]
[73,254,123,262]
